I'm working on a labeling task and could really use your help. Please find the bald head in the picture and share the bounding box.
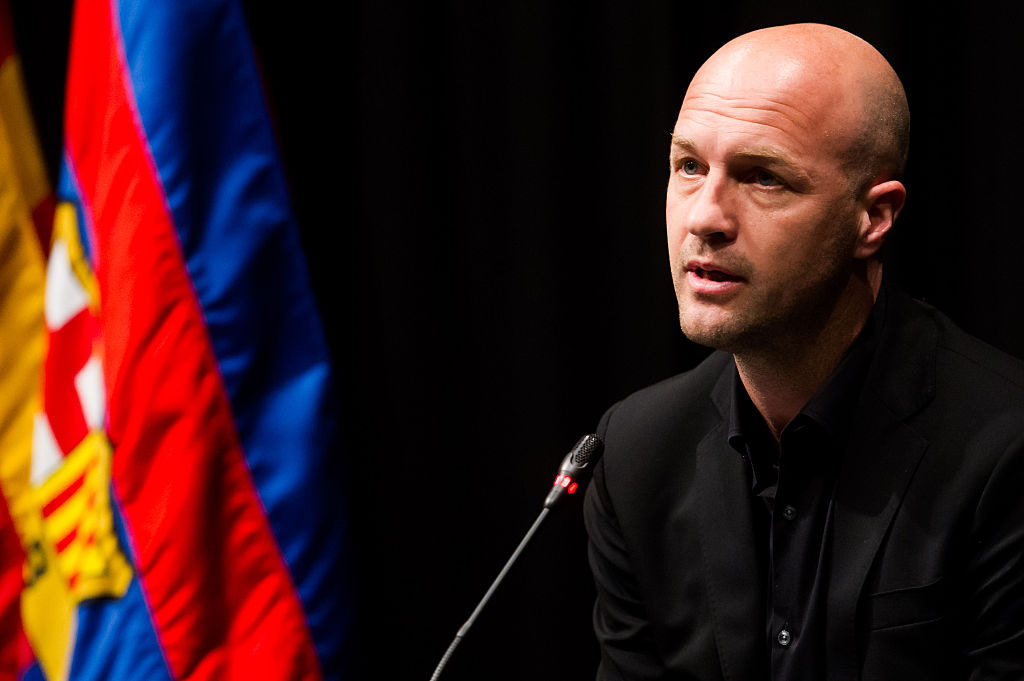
[689,24,909,192]
[667,23,909,360]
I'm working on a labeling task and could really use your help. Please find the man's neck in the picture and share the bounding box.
[733,272,881,441]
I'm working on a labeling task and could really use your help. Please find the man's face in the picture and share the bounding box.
[666,51,865,353]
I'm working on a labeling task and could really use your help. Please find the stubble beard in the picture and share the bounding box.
[673,211,861,357]
[675,268,852,356]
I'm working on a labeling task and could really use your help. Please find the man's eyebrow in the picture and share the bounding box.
[734,148,814,186]
[669,135,698,154]
[671,137,799,169]
[732,147,798,169]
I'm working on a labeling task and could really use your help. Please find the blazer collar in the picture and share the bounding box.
[860,282,938,423]
[697,283,940,681]
[825,284,939,681]
[696,381,766,681]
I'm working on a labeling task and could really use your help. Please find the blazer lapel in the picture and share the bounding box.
[826,286,939,681]
[826,403,929,681]
[696,364,764,681]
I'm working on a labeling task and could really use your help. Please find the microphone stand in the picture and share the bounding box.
[429,508,550,681]
[428,434,603,681]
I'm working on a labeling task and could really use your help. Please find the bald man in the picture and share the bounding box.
[584,24,1024,681]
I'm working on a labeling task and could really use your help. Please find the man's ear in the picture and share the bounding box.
[854,180,906,259]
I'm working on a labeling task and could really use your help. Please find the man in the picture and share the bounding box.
[584,23,1024,681]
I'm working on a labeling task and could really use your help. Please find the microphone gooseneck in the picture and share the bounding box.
[428,434,604,681]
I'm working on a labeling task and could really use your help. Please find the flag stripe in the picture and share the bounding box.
[112,0,346,674]
[0,52,54,251]
[41,471,86,519]
[0,0,13,67]
[0,487,32,679]
[55,526,77,553]
[62,454,172,681]
[56,156,95,272]
[42,310,93,455]
[0,0,46,674]
[29,196,54,264]
[69,577,175,681]
[63,1,321,679]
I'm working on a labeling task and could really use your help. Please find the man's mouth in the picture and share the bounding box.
[691,265,742,282]
[694,267,739,282]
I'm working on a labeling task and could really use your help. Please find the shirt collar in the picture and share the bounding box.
[727,283,888,457]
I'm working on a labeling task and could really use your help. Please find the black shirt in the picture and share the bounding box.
[726,291,885,681]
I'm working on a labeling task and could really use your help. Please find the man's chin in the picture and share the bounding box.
[678,305,765,352]
[679,318,743,351]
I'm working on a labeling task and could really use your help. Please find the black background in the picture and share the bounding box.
[10,2,1024,680]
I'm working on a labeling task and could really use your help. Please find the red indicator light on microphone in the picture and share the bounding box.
[561,476,571,488]
[568,482,578,494]
[554,475,563,486]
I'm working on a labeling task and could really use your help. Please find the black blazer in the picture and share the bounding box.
[584,289,1024,681]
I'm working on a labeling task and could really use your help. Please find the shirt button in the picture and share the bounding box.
[782,505,797,521]
[777,629,792,646]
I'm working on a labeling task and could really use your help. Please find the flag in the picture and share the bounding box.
[0,0,60,676]
[27,0,348,679]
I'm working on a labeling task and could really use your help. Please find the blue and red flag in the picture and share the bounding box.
[0,0,51,675]
[2,0,350,678]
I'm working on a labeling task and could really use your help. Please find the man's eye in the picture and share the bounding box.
[753,169,780,187]
[682,159,700,175]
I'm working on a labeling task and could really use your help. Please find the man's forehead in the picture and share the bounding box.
[693,42,829,93]
[680,25,901,144]
[700,24,868,81]
[684,49,851,123]
[672,96,829,159]
[675,55,862,162]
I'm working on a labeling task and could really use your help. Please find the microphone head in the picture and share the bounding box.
[544,434,604,509]
[569,434,602,468]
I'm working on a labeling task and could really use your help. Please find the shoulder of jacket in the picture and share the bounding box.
[904,294,1024,396]
[596,351,730,462]
[601,351,727,419]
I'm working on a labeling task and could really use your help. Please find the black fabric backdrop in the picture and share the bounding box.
[11,2,1024,680]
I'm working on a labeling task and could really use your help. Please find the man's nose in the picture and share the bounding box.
[682,174,737,243]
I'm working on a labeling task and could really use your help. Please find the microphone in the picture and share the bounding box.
[544,433,604,509]
[429,434,604,681]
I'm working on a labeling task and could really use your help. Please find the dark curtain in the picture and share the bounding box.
[13,2,1024,680]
